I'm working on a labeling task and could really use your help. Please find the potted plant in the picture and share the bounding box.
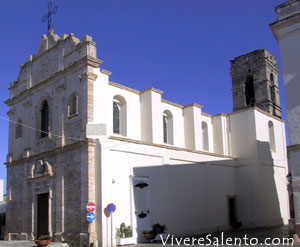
[153,223,168,241]
[34,235,51,247]
[116,222,135,245]
[141,229,156,242]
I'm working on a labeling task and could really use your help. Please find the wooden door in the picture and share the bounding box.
[37,193,49,237]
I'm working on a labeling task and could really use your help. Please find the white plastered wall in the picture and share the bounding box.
[96,139,236,247]
[90,67,289,244]
[230,109,289,227]
[276,21,300,145]
[161,102,185,148]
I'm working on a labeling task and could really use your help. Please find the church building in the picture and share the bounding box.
[4,29,289,247]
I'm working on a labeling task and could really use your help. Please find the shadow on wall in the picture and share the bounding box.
[131,141,285,239]
[254,141,285,226]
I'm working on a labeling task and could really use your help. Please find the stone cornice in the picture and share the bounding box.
[8,81,18,90]
[101,69,112,76]
[4,139,95,166]
[85,56,103,68]
[162,99,183,109]
[108,136,235,159]
[140,87,163,95]
[270,13,300,41]
[264,59,279,73]
[212,113,227,118]
[230,58,278,73]
[22,34,96,66]
[80,71,98,81]
[109,82,204,111]
[109,81,140,95]
[228,107,284,122]
[288,144,300,153]
[183,103,203,109]
[275,0,299,10]
[25,174,54,181]
[6,109,15,116]
[109,82,205,111]
[202,112,212,117]
[211,107,284,122]
[5,55,101,106]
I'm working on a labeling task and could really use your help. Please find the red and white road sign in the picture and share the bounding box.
[86,202,96,212]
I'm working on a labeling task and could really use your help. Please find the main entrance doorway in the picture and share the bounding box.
[37,193,49,237]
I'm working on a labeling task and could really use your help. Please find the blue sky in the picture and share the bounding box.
[0,0,287,192]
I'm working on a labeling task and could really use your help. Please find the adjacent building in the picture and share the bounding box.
[4,30,289,247]
[270,0,300,238]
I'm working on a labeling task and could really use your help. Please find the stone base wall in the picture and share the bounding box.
[5,141,95,247]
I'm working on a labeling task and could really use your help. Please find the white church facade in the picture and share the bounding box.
[4,29,289,247]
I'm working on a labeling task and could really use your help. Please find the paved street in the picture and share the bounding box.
[0,226,297,247]
[135,226,296,247]
[0,241,68,247]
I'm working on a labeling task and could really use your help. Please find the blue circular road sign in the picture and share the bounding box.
[106,203,116,213]
[87,212,96,222]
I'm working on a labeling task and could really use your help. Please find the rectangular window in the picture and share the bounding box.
[69,95,78,117]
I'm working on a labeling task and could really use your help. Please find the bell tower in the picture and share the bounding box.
[230,49,281,118]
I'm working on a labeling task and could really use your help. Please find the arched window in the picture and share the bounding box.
[15,119,22,138]
[270,73,274,83]
[270,73,276,104]
[202,121,209,151]
[163,110,173,145]
[68,94,78,117]
[113,101,121,134]
[245,75,255,107]
[41,100,49,138]
[163,114,168,144]
[268,121,276,152]
[113,95,127,136]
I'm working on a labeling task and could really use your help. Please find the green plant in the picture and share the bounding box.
[116,223,133,238]
[141,229,153,234]
[142,223,167,235]
[38,235,50,240]
[152,223,167,234]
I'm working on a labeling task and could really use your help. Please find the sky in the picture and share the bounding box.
[0,0,287,193]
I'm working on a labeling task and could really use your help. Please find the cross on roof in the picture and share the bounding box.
[42,2,58,33]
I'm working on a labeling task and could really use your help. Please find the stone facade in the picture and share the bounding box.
[5,30,100,246]
[230,49,281,118]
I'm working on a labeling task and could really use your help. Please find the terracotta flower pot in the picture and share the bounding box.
[142,233,156,241]
[34,239,51,247]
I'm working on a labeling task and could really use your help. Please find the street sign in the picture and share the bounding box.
[106,203,116,213]
[86,202,96,212]
[87,212,96,222]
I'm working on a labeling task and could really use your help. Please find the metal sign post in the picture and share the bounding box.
[86,202,96,247]
[106,203,116,247]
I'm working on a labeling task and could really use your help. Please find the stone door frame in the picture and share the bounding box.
[33,188,53,239]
